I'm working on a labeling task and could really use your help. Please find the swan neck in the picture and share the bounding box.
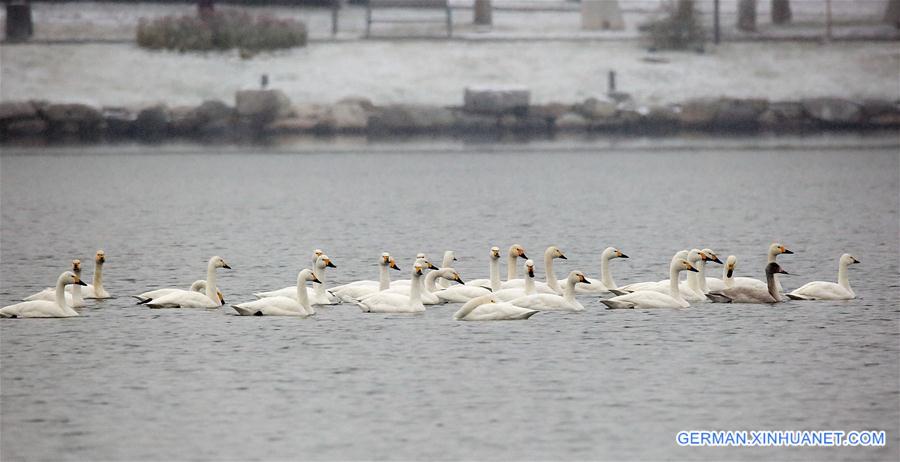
[545,254,560,292]
[669,266,686,304]
[72,268,83,303]
[297,278,312,313]
[524,272,535,295]
[838,260,851,292]
[205,260,217,302]
[600,253,615,289]
[55,276,67,308]
[489,258,500,292]
[313,265,326,296]
[454,296,487,320]
[563,278,576,302]
[697,259,708,292]
[723,265,734,288]
[93,261,103,292]
[425,271,439,293]
[766,270,779,301]
[409,273,422,305]
[379,263,390,291]
[507,254,517,281]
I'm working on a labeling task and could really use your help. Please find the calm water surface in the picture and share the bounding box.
[1,137,898,461]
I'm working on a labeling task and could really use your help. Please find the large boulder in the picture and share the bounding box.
[678,98,719,126]
[758,102,807,128]
[554,112,589,130]
[802,98,864,125]
[577,97,618,120]
[194,100,234,133]
[714,98,768,127]
[236,89,292,125]
[134,105,171,138]
[369,105,455,133]
[264,103,329,133]
[103,107,138,136]
[464,86,530,115]
[169,106,202,134]
[0,101,38,122]
[0,101,44,137]
[327,101,369,132]
[451,110,497,133]
[40,103,103,135]
[4,119,48,137]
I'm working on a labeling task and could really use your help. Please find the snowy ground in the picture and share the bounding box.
[1,40,897,108]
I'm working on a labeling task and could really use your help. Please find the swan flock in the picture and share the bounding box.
[1,244,861,319]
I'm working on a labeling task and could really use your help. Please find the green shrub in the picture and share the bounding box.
[137,9,307,53]
[640,0,706,51]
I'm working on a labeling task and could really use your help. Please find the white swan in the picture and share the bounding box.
[253,254,338,305]
[733,243,794,292]
[146,256,231,308]
[133,280,224,305]
[385,253,438,287]
[694,248,723,294]
[437,247,499,302]
[510,270,588,311]
[232,269,320,316]
[560,247,628,294]
[617,249,709,301]
[466,245,527,289]
[356,261,427,313]
[329,253,400,302]
[76,250,110,298]
[493,259,537,301]
[505,246,567,294]
[25,259,86,308]
[379,267,464,304]
[601,258,698,309]
[453,294,539,321]
[707,262,789,304]
[787,254,859,300]
[435,251,458,288]
[705,255,737,292]
[2,271,86,318]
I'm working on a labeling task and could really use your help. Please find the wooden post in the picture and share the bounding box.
[737,0,757,32]
[331,0,339,35]
[713,0,720,44]
[825,0,832,41]
[886,0,900,27]
[474,0,492,26]
[5,2,33,42]
[771,0,791,24]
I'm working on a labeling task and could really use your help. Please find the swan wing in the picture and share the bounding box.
[253,286,295,299]
[788,281,852,300]
[146,290,218,308]
[460,302,538,321]
[232,297,309,316]
[435,285,490,303]
[356,293,421,313]
[510,294,581,311]
[464,279,492,289]
[0,300,77,318]
[331,284,379,302]
[711,286,775,304]
[602,290,686,309]
[493,287,526,302]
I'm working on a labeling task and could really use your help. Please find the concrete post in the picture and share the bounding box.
[737,0,757,32]
[474,0,492,26]
[5,2,33,42]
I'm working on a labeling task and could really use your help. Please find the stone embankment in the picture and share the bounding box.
[1,88,898,142]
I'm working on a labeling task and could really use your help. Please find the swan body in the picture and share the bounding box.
[707,262,789,304]
[619,250,709,301]
[330,253,400,302]
[787,254,859,300]
[25,260,86,307]
[386,254,438,287]
[493,259,537,302]
[356,261,427,313]
[466,245,526,289]
[435,251,458,288]
[254,254,338,305]
[2,271,86,318]
[75,250,110,298]
[146,256,231,308]
[510,270,588,311]
[232,269,320,316]
[462,247,502,292]
[434,284,491,303]
[134,280,223,305]
[602,256,698,309]
[454,294,538,321]
[378,268,463,304]
[733,243,793,292]
[705,255,736,292]
[564,247,628,294]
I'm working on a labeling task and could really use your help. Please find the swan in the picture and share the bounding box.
[25,259,86,308]
[356,261,427,313]
[493,259,537,301]
[694,248,724,294]
[145,256,231,308]
[453,294,539,321]
[560,247,628,294]
[601,258,698,309]
[378,267,464,304]
[1,271,86,318]
[466,245,527,289]
[329,253,400,302]
[384,253,438,287]
[75,250,110,298]
[133,280,224,305]
[510,270,589,311]
[707,262,790,304]
[232,269,320,316]
[253,255,338,305]
[435,251,458,288]
[616,249,709,301]
[733,243,793,292]
[705,255,737,292]
[504,246,567,294]
[436,247,499,302]
[787,254,859,300]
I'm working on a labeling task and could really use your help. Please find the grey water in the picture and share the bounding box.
[1,136,898,461]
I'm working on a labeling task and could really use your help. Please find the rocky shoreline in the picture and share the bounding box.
[1,89,898,143]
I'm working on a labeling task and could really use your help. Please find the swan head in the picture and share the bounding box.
[71,259,82,274]
[509,244,528,259]
[701,248,722,264]
[569,271,590,284]
[673,258,698,273]
[525,259,535,278]
[60,271,87,287]
[440,268,465,285]
[444,250,457,262]
[546,246,567,260]
[413,263,424,276]
[313,249,324,258]
[317,255,337,269]
[416,253,426,260]
[841,253,860,266]
[725,255,737,278]
[95,250,106,264]
[687,249,705,264]
[490,247,501,259]
[300,268,321,284]
[605,247,628,259]
[766,262,790,276]
[210,256,231,269]
[771,243,794,256]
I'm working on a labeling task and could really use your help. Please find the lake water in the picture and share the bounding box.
[1,135,898,461]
